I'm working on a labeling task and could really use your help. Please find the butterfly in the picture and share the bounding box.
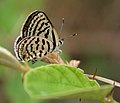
[14,10,64,63]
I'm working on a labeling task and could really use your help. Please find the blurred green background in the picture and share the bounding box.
[0,0,120,103]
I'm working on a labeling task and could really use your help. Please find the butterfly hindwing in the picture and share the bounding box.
[15,36,53,61]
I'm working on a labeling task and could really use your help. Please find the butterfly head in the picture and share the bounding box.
[58,38,64,47]
[53,38,64,54]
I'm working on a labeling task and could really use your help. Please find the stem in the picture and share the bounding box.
[85,74,120,88]
[0,46,30,72]
[0,58,24,71]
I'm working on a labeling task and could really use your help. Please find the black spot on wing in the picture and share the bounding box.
[39,53,42,57]
[24,39,27,43]
[39,50,43,57]
[22,54,25,60]
[35,40,39,44]
[46,41,50,52]
[42,45,44,50]
[44,29,49,39]
[35,37,39,44]
[45,22,48,26]
[44,52,47,56]
[21,44,25,50]
[51,29,56,51]
[40,50,43,53]
[30,44,33,52]
[42,39,45,45]
[37,37,39,42]
[36,44,39,50]
[27,37,31,39]
[33,51,37,56]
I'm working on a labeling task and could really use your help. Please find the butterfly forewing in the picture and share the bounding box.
[21,11,59,45]
[14,10,62,62]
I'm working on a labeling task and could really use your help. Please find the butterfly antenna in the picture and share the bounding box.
[69,33,77,37]
[59,18,64,39]
[64,33,77,39]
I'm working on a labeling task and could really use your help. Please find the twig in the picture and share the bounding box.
[85,74,120,88]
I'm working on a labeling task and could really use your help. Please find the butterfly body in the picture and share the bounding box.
[14,10,63,62]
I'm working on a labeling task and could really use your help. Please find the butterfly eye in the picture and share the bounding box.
[59,38,64,46]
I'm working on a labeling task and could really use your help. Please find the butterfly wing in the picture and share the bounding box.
[14,36,53,62]
[20,10,59,51]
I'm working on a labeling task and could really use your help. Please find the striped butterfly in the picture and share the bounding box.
[14,10,63,63]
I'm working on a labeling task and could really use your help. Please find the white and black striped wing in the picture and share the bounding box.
[14,36,53,62]
[20,10,59,49]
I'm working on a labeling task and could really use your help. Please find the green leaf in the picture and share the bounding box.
[23,64,113,101]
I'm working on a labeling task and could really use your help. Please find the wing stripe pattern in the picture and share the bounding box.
[22,11,54,39]
[38,22,44,31]
[22,11,40,38]
[15,36,22,45]
[30,44,33,52]
[32,18,45,36]
[36,44,39,50]
[42,39,45,45]
[44,29,49,38]
[51,29,56,51]
[29,16,39,36]
[46,41,50,52]
[25,37,36,59]
[37,26,50,36]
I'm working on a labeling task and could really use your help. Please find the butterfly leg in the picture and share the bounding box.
[55,49,62,55]
[31,57,37,64]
